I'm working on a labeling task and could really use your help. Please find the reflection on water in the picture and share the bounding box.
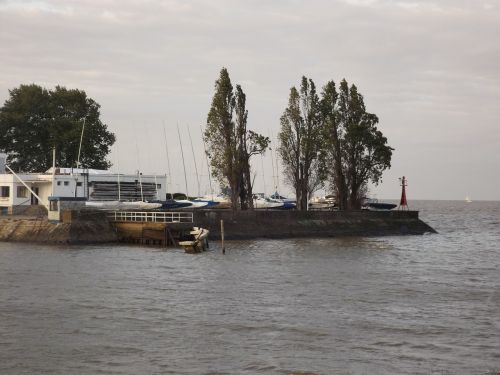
[0,201,499,374]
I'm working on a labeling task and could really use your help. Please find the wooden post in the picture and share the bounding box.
[221,219,225,254]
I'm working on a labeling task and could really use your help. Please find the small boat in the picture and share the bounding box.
[179,227,210,253]
[366,202,397,211]
[175,199,209,208]
[309,196,337,210]
[269,192,296,209]
[150,199,193,210]
[465,195,472,203]
[85,201,162,210]
[362,198,396,211]
[253,194,284,209]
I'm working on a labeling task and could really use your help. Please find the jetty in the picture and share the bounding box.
[0,207,435,246]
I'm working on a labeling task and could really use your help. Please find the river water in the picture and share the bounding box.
[1,200,499,374]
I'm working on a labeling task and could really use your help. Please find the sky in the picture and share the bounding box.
[1,0,499,200]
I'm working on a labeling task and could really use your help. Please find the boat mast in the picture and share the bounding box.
[260,154,266,196]
[269,135,277,193]
[187,124,201,197]
[200,123,213,200]
[274,133,280,194]
[134,136,144,201]
[162,121,173,198]
[51,147,56,197]
[76,118,86,169]
[117,173,121,201]
[177,123,189,198]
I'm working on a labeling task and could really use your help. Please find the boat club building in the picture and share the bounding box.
[0,159,166,215]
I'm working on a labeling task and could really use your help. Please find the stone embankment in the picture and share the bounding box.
[0,211,117,244]
[0,209,435,245]
[194,209,436,240]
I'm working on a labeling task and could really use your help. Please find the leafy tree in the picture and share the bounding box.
[326,79,393,209]
[204,68,269,210]
[278,77,325,210]
[0,84,115,172]
[321,80,348,210]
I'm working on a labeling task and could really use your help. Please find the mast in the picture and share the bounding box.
[269,137,277,193]
[76,118,86,169]
[274,133,280,194]
[51,147,56,196]
[163,121,173,198]
[177,123,189,198]
[200,123,213,199]
[134,136,144,201]
[117,173,121,201]
[187,124,201,197]
[260,154,266,196]
[138,172,144,201]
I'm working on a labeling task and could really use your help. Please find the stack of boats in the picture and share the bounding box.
[84,192,299,211]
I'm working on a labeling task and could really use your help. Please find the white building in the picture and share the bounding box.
[0,157,167,214]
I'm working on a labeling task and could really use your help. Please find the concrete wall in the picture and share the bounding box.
[0,210,117,244]
[193,209,435,240]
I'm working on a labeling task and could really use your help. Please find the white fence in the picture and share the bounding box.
[107,211,193,223]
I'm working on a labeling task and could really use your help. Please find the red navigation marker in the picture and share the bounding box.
[399,176,409,210]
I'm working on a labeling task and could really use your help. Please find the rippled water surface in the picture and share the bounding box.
[1,201,499,374]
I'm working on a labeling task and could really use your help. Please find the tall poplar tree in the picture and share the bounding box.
[204,68,269,210]
[323,79,393,209]
[321,80,348,210]
[278,77,325,210]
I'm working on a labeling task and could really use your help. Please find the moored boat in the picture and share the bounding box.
[179,227,210,253]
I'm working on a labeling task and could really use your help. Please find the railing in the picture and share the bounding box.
[107,211,193,223]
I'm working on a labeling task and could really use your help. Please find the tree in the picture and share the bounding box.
[0,84,115,172]
[204,68,269,210]
[278,77,325,210]
[321,80,348,210]
[326,79,393,209]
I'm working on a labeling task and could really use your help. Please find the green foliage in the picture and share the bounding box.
[0,84,115,172]
[204,68,269,210]
[323,79,393,209]
[278,77,325,210]
[279,76,393,210]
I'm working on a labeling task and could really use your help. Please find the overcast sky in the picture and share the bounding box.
[1,0,499,200]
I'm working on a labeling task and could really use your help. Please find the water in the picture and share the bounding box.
[1,200,499,375]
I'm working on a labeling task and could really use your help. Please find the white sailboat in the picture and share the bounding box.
[85,201,162,210]
[465,195,472,203]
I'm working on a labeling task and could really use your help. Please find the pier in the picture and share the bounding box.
[107,211,194,246]
[0,208,436,245]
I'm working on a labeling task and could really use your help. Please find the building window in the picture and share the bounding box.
[57,181,61,186]
[0,186,10,198]
[76,182,82,187]
[63,181,69,186]
[157,184,161,188]
[17,186,28,198]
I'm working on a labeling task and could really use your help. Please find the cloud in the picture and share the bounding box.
[1,0,499,199]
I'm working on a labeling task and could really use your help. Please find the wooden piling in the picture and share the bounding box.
[221,219,225,254]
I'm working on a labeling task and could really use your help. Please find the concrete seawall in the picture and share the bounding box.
[0,211,117,244]
[0,209,435,245]
[193,210,436,240]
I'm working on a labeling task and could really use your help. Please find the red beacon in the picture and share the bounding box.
[399,176,409,210]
